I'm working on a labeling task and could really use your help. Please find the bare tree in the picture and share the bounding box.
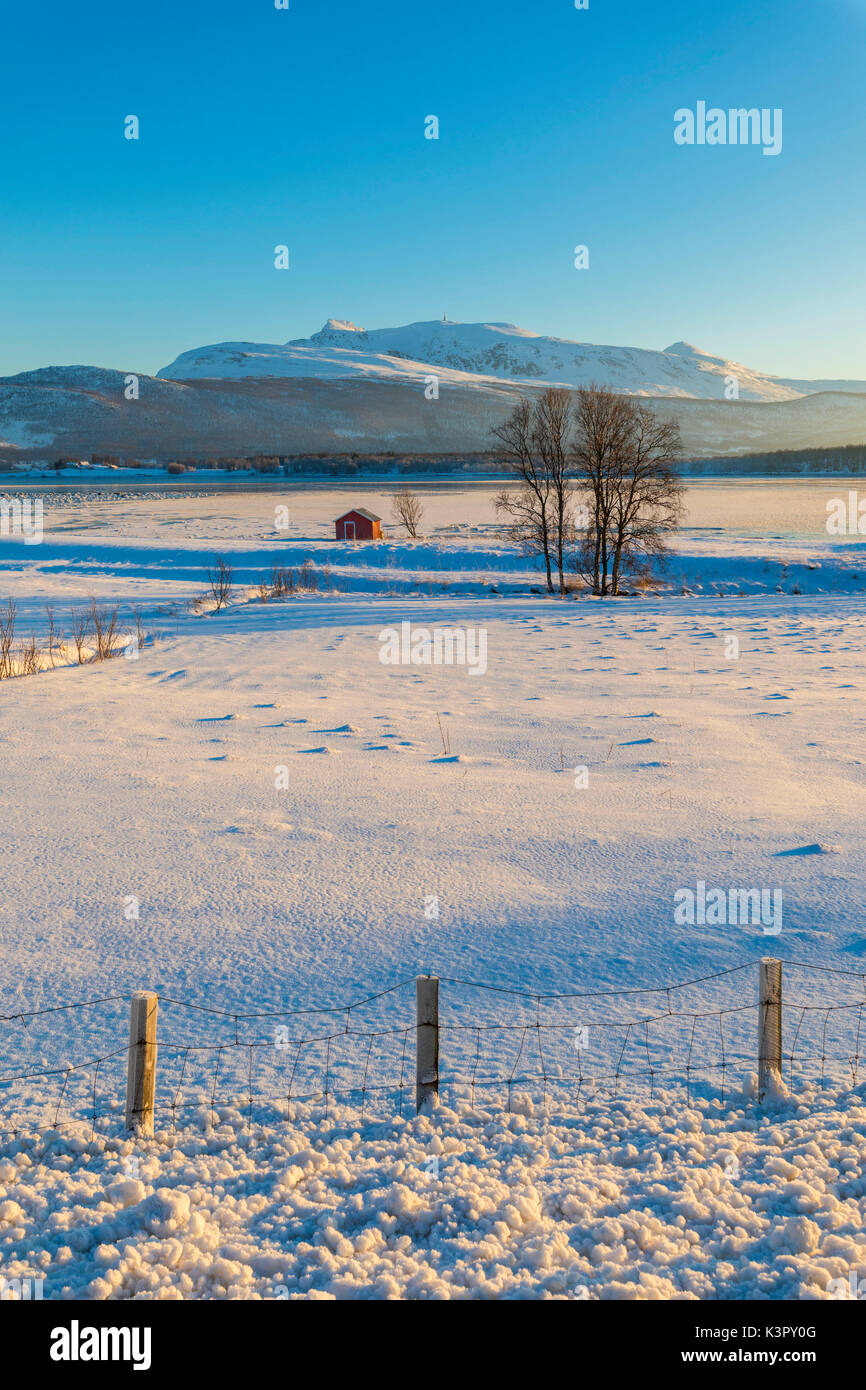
[493,389,578,594]
[0,600,16,679]
[19,634,39,676]
[609,405,683,594]
[89,600,120,660]
[45,604,60,669]
[206,556,234,612]
[532,389,573,594]
[270,564,294,597]
[298,559,319,591]
[492,398,555,593]
[571,385,635,596]
[571,386,682,595]
[69,608,90,664]
[391,488,424,539]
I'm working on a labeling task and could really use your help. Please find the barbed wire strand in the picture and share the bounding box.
[3,963,866,1139]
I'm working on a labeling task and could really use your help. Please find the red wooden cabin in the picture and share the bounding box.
[334,508,382,541]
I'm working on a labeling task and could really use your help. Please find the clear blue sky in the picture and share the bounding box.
[1,0,863,379]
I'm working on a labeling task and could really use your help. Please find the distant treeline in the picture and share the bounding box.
[685,443,866,475]
[84,452,506,475]
[69,442,866,476]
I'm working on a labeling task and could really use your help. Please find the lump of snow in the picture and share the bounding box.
[0,1200,25,1225]
[770,1216,821,1255]
[107,1179,147,1208]
[140,1189,191,1237]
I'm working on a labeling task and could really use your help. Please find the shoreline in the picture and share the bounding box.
[3,467,866,491]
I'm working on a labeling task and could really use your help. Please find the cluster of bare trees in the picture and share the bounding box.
[255,560,332,603]
[204,557,334,610]
[493,385,683,596]
[0,598,143,680]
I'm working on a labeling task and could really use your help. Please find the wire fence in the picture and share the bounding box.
[1,959,865,1142]
[436,960,866,1109]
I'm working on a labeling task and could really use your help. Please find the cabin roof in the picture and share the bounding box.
[335,508,381,523]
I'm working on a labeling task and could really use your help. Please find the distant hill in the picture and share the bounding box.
[2,319,865,465]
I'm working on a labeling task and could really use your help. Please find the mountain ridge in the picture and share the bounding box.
[156,318,866,403]
[3,319,866,465]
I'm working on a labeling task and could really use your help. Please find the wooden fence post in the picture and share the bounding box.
[416,976,439,1114]
[758,958,782,1103]
[126,991,158,1135]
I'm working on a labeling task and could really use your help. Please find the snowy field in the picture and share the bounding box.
[3,1086,866,1300]
[1,479,866,1300]
[1,477,866,634]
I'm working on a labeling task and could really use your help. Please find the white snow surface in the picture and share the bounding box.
[1,480,866,1299]
[2,1086,866,1300]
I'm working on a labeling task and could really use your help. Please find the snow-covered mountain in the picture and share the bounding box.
[157,318,866,403]
[3,319,866,466]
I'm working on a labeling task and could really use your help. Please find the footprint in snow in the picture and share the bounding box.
[297,746,339,755]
